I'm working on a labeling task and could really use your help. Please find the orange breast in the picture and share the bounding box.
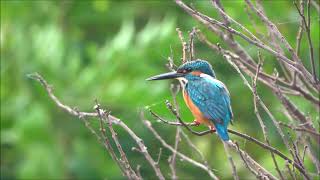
[183,90,211,126]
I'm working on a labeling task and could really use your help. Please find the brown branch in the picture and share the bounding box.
[286,160,296,180]
[196,28,319,109]
[295,0,305,57]
[244,0,318,89]
[216,44,303,171]
[176,28,188,63]
[196,30,319,140]
[234,142,260,178]
[252,58,285,180]
[77,113,128,178]
[279,121,320,138]
[94,104,131,178]
[256,0,293,82]
[180,130,208,165]
[149,109,308,179]
[223,142,239,180]
[28,73,165,180]
[178,0,258,68]
[188,27,196,60]
[168,84,181,180]
[294,0,317,82]
[142,118,219,180]
[176,0,320,90]
[211,0,260,43]
[273,84,320,144]
[95,102,139,180]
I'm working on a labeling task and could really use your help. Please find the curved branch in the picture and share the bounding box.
[28,73,165,180]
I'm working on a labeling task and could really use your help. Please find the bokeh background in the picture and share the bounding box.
[1,0,319,179]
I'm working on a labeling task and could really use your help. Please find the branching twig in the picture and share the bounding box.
[252,57,284,180]
[149,109,308,179]
[176,0,319,90]
[95,102,139,179]
[142,118,219,180]
[28,73,165,180]
[294,0,317,82]
[279,121,320,138]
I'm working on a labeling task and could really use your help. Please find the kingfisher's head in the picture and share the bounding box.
[147,59,216,81]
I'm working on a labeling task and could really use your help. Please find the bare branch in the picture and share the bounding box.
[168,84,181,180]
[149,109,309,179]
[252,58,285,180]
[244,0,318,88]
[279,121,320,138]
[223,142,239,180]
[176,0,320,90]
[176,28,188,63]
[94,100,139,179]
[294,0,317,82]
[142,118,219,180]
[28,73,165,180]
[188,27,196,60]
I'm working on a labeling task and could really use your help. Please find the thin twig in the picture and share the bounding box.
[142,118,219,180]
[176,28,188,63]
[188,27,196,60]
[95,103,137,179]
[196,28,319,108]
[223,142,239,180]
[176,0,319,90]
[29,73,165,180]
[96,102,139,180]
[279,121,320,137]
[295,0,305,57]
[294,0,317,82]
[252,55,284,180]
[234,142,260,178]
[168,84,181,180]
[180,130,207,164]
[244,0,318,89]
[286,160,296,180]
[156,148,162,165]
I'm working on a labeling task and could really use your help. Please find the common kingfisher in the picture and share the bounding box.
[147,60,233,141]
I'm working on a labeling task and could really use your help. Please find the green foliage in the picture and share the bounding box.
[1,1,318,179]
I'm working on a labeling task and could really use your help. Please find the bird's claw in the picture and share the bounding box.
[193,120,201,126]
[209,125,216,133]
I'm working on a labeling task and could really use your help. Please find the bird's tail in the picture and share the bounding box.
[215,124,229,141]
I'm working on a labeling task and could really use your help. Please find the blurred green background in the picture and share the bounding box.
[1,0,319,179]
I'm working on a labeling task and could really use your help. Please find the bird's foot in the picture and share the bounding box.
[209,125,216,133]
[193,120,201,126]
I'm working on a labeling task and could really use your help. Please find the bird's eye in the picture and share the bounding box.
[178,68,192,74]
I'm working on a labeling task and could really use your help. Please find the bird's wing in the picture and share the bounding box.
[186,77,232,126]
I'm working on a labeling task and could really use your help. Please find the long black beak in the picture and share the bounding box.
[146,71,184,81]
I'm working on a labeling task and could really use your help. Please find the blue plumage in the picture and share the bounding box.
[185,73,233,141]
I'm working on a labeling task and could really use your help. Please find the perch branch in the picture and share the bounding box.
[142,117,219,180]
[149,109,308,179]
